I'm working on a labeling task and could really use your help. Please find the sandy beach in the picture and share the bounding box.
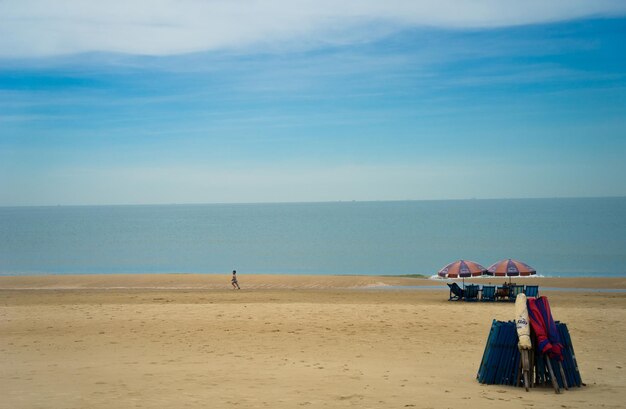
[2,274,625,409]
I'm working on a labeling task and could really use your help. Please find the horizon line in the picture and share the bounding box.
[1,195,625,208]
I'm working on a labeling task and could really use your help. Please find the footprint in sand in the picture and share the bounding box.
[338,394,363,401]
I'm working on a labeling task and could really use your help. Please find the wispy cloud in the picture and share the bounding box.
[1,9,624,205]
[1,0,625,57]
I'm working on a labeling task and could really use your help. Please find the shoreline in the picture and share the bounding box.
[2,273,626,290]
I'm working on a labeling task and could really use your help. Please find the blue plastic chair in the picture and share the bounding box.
[508,285,525,301]
[524,285,539,297]
[464,284,480,302]
[481,285,496,302]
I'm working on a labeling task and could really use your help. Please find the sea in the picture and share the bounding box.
[0,197,625,277]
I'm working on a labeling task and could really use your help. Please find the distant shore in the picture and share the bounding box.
[1,273,625,290]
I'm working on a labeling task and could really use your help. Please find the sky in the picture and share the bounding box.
[1,1,625,205]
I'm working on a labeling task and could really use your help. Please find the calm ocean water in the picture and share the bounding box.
[0,198,625,277]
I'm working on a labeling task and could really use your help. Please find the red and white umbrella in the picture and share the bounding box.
[487,259,536,283]
[437,259,487,287]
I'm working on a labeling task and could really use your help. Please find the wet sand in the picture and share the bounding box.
[1,274,625,409]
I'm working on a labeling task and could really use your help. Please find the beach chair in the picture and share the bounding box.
[508,285,525,302]
[447,282,464,301]
[464,284,480,302]
[496,286,509,301]
[524,285,539,297]
[481,285,496,302]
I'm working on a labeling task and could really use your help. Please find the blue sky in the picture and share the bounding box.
[1,2,625,205]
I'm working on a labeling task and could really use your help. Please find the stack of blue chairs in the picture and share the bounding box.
[477,320,583,388]
[477,320,520,385]
[533,322,583,388]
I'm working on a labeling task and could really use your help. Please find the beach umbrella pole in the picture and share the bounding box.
[546,359,561,394]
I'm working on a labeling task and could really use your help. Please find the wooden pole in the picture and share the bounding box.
[546,358,561,394]
[521,350,530,392]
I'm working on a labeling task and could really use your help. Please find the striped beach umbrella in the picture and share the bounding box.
[437,259,487,287]
[487,259,536,283]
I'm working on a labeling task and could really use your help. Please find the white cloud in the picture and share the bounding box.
[1,0,625,58]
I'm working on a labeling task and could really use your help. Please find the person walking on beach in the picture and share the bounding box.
[231,270,240,290]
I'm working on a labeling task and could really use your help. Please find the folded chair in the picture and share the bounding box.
[481,285,496,302]
[447,282,464,301]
